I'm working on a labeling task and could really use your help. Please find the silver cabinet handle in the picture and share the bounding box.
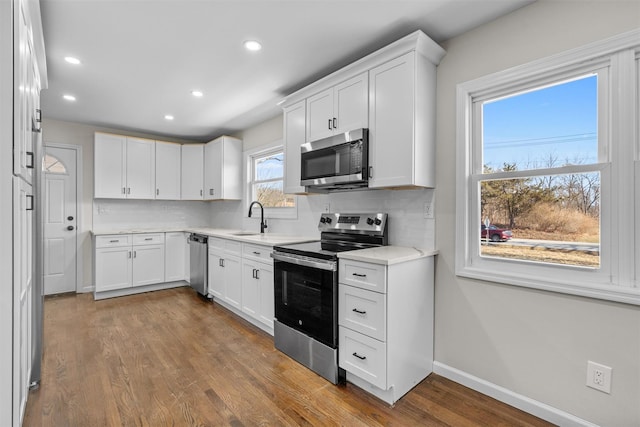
[328,118,332,130]
[144,238,152,241]
[128,251,132,258]
[110,240,119,243]
[200,189,203,196]
[127,187,131,194]
[122,187,126,194]
[26,152,34,169]
[333,117,337,129]
[133,251,136,258]
[156,189,159,196]
[209,189,214,195]
[253,251,261,256]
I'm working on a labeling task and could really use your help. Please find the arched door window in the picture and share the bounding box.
[42,153,68,174]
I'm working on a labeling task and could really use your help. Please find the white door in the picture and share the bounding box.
[126,137,155,199]
[155,141,181,200]
[181,144,204,200]
[43,146,77,295]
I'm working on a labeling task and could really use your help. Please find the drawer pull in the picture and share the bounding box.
[110,240,119,243]
[352,308,367,315]
[253,251,261,255]
[352,273,367,278]
[144,238,153,241]
[352,352,367,360]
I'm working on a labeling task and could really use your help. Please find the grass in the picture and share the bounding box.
[481,243,599,267]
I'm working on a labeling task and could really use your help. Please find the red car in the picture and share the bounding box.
[481,224,512,242]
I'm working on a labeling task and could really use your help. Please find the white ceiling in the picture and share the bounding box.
[40,0,534,142]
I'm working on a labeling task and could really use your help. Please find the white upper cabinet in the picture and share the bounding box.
[368,51,437,188]
[180,144,204,200]
[283,101,306,194]
[155,141,181,200]
[125,137,156,199]
[94,133,155,199]
[306,72,368,142]
[203,136,242,200]
[280,31,444,191]
[94,133,126,198]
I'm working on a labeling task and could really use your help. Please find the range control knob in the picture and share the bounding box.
[320,217,327,224]
[325,217,332,224]
[366,217,374,225]
[374,218,382,226]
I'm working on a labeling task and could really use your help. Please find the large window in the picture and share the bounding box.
[246,144,296,219]
[456,30,639,304]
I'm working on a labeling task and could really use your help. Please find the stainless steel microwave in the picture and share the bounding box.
[300,128,368,192]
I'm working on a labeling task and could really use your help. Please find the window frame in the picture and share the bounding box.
[456,29,640,305]
[244,141,297,220]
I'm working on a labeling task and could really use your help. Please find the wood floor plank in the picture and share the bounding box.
[23,288,555,427]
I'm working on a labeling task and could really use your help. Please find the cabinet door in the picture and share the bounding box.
[257,262,274,329]
[220,137,242,200]
[165,232,185,282]
[155,142,181,200]
[132,244,165,287]
[283,101,306,194]
[208,249,224,298]
[181,144,204,199]
[203,139,222,200]
[223,255,242,310]
[334,72,368,134]
[126,137,155,199]
[94,133,126,198]
[241,260,260,319]
[368,52,415,188]
[306,88,334,142]
[95,247,132,291]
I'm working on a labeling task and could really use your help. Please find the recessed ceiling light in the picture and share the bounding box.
[243,40,262,52]
[64,56,81,65]
[191,90,203,97]
[164,115,174,121]
[63,94,76,101]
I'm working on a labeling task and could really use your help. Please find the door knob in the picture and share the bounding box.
[67,225,74,231]
[67,216,74,221]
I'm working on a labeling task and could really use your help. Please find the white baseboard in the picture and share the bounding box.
[432,361,599,427]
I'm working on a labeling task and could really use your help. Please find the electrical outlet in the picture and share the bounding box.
[423,201,434,219]
[324,203,331,213]
[586,361,612,393]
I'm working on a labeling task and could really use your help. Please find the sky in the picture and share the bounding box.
[482,74,598,171]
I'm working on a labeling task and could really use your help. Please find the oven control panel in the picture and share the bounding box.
[318,213,387,235]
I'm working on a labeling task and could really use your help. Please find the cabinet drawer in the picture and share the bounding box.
[339,327,386,389]
[339,259,387,293]
[225,240,242,255]
[208,237,226,251]
[132,233,165,246]
[242,243,272,263]
[339,285,386,341]
[95,234,132,248]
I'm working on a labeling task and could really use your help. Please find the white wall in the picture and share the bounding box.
[231,116,436,249]
[41,118,203,290]
[434,2,640,426]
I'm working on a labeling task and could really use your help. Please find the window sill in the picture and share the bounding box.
[456,266,640,306]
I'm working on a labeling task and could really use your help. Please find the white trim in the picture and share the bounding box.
[43,143,83,293]
[432,362,599,427]
[244,140,298,220]
[456,30,640,305]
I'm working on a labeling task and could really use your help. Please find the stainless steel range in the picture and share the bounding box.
[271,213,388,384]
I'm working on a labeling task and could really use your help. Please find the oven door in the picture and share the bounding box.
[272,253,338,348]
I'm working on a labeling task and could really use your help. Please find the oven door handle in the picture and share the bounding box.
[271,252,337,272]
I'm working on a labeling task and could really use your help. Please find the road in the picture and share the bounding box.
[496,238,599,252]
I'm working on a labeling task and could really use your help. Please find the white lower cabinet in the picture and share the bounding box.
[207,238,242,310]
[165,232,187,282]
[208,239,275,334]
[241,243,274,329]
[95,233,166,294]
[338,256,434,404]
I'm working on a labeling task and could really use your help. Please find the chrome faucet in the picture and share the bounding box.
[248,201,267,233]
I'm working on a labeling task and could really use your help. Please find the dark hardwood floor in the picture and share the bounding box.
[24,287,554,426]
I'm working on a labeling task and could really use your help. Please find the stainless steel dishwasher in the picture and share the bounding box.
[188,233,208,296]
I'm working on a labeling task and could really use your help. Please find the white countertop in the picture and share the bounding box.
[91,227,317,247]
[338,245,438,265]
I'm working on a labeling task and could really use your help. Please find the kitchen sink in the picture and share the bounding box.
[231,231,260,236]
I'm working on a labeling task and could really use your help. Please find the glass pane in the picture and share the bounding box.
[483,75,598,172]
[254,181,295,208]
[42,154,67,174]
[479,172,600,267]
[255,152,284,181]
